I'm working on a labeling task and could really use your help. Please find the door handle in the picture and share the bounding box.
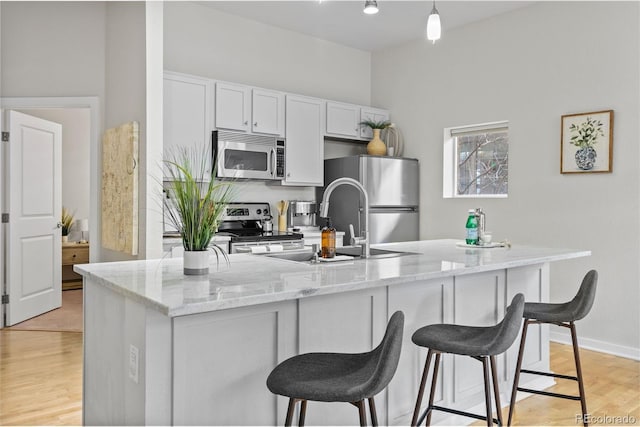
[56,222,63,228]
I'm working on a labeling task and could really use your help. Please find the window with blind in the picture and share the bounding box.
[443,121,509,198]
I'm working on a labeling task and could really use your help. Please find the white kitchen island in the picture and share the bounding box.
[76,239,589,426]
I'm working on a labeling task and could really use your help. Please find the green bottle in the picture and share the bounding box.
[465,209,478,245]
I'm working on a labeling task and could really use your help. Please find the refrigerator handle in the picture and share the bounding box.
[368,206,419,213]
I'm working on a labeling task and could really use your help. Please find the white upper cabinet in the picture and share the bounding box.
[215,82,251,132]
[163,72,214,177]
[325,101,360,138]
[284,95,324,186]
[325,102,389,140]
[252,89,285,136]
[360,107,390,140]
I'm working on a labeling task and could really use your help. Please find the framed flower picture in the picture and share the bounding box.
[561,110,613,173]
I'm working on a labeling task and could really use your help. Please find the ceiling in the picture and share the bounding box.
[198,1,536,51]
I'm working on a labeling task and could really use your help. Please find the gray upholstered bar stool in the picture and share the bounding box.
[411,294,525,427]
[507,270,598,427]
[266,311,404,426]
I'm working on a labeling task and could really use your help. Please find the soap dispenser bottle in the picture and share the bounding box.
[321,217,336,258]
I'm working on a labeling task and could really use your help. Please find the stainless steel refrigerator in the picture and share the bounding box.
[320,155,419,244]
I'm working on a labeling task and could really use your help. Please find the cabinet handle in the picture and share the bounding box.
[254,122,258,126]
[244,121,248,125]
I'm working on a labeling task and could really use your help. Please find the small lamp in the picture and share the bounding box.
[78,219,89,243]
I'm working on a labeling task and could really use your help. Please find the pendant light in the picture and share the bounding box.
[426,0,441,43]
[363,0,379,15]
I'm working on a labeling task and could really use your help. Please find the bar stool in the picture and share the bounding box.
[266,311,404,426]
[507,270,597,427]
[411,294,525,426]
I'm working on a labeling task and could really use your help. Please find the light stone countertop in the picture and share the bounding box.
[75,239,590,317]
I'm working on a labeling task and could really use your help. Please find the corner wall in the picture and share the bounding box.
[103,1,162,261]
[372,2,640,354]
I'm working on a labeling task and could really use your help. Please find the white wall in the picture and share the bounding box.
[372,2,640,354]
[103,1,162,261]
[1,2,107,259]
[164,2,371,105]
[145,2,165,260]
[2,1,164,261]
[163,2,373,214]
[0,1,106,99]
[16,108,91,242]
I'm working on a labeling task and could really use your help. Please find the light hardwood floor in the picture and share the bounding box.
[0,330,638,426]
[0,330,82,426]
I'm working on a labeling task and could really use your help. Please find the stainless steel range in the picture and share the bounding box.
[219,203,304,254]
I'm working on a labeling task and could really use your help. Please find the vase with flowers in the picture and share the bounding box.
[61,207,75,243]
[569,116,605,170]
[360,119,392,156]
[164,145,234,275]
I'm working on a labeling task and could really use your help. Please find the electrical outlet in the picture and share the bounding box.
[129,344,139,384]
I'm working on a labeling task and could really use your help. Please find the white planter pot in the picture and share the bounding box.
[183,250,210,276]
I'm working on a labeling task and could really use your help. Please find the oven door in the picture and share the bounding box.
[216,139,276,180]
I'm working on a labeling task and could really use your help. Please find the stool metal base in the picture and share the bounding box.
[507,320,588,427]
[283,397,379,426]
[411,350,504,426]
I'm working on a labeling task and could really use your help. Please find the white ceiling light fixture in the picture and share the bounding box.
[426,0,441,43]
[363,0,379,15]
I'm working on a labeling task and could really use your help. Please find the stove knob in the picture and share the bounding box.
[256,209,262,215]
[263,208,269,215]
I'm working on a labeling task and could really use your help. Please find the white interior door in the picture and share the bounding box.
[5,110,62,326]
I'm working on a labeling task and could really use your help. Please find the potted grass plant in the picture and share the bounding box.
[360,119,392,156]
[61,207,75,243]
[164,145,234,275]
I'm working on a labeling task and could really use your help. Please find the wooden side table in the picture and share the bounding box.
[62,242,89,290]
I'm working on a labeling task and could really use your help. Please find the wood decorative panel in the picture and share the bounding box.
[101,121,139,255]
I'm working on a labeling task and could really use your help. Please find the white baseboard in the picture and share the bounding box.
[550,330,640,361]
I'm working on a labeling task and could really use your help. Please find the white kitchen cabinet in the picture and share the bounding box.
[215,82,251,132]
[325,101,360,138]
[252,89,285,136]
[163,72,214,178]
[284,95,324,186]
[326,102,390,140]
[360,107,390,139]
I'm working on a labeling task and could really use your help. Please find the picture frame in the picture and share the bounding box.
[561,110,613,174]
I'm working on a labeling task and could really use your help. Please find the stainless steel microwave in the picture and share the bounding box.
[213,130,285,180]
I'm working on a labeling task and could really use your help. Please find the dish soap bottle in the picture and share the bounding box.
[465,209,479,245]
[321,217,336,258]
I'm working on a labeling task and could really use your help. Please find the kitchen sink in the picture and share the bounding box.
[265,250,316,262]
[336,246,419,259]
[265,246,418,263]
